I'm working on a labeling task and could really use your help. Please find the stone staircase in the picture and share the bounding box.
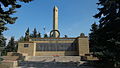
[18,61,81,68]
[15,56,100,68]
[26,56,81,62]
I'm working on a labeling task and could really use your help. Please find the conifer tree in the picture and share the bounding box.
[64,35,68,38]
[6,37,16,52]
[44,34,48,38]
[37,32,41,38]
[0,34,6,47]
[33,28,37,38]
[0,21,7,47]
[90,0,120,67]
[89,22,98,52]
[0,0,32,47]
[18,36,25,42]
[25,28,29,41]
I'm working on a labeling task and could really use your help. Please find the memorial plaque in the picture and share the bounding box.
[36,43,77,51]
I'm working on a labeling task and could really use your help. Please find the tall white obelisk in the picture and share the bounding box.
[53,6,59,37]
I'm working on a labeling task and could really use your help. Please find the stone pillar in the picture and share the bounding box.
[53,6,59,37]
[78,35,89,56]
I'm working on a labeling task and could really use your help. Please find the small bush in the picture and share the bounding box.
[0,57,4,63]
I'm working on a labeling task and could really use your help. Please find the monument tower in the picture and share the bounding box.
[53,6,59,37]
[17,6,90,57]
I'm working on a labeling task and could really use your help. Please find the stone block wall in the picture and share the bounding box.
[17,42,36,56]
[78,38,89,56]
[17,37,89,56]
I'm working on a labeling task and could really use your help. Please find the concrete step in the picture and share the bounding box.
[17,61,97,68]
[16,56,99,68]
[26,56,81,62]
[19,61,78,66]
[2,56,19,61]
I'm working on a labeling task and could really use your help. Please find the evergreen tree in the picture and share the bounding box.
[0,21,7,47]
[64,35,68,38]
[37,32,41,38]
[30,33,33,38]
[14,41,18,52]
[33,28,37,38]
[18,36,25,42]
[25,28,29,41]
[0,35,6,56]
[29,29,42,38]
[89,22,98,52]
[0,0,32,47]
[44,34,48,38]
[0,34,6,47]
[6,37,16,52]
[90,0,120,67]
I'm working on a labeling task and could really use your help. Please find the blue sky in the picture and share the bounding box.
[3,0,98,40]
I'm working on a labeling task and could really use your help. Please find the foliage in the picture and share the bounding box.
[64,35,68,38]
[18,36,25,42]
[30,28,42,38]
[37,32,41,38]
[90,0,120,67]
[25,28,29,41]
[0,0,32,24]
[89,22,98,52]
[44,34,48,38]
[0,0,32,48]
[0,35,6,55]
[0,35,6,47]
[33,28,37,38]
[0,57,4,63]
[18,28,42,42]
[0,22,7,47]
[5,37,16,52]
[1,49,7,56]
